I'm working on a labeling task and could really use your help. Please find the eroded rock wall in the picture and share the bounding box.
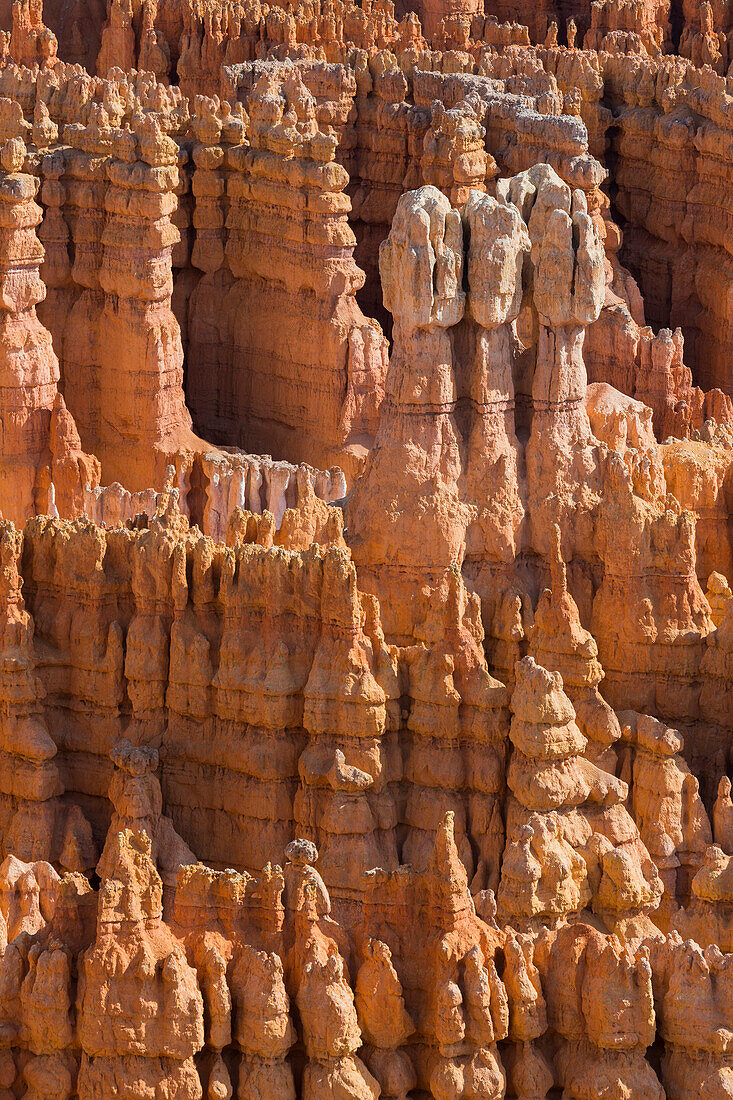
[0,5,730,1100]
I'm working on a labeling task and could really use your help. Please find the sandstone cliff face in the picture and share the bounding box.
[40,99,203,492]
[0,61,365,523]
[345,166,721,725]
[0,131,98,524]
[0,670,726,1100]
[0,3,731,1100]
[606,55,733,396]
[185,71,389,481]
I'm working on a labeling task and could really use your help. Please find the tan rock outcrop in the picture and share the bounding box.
[618,710,713,915]
[186,72,389,480]
[529,525,621,771]
[94,111,202,488]
[548,924,664,1100]
[0,521,95,870]
[99,738,196,895]
[657,933,733,1099]
[0,134,98,523]
[348,183,468,640]
[0,11,730,1100]
[502,657,665,942]
[96,0,135,76]
[608,55,733,396]
[77,829,204,1100]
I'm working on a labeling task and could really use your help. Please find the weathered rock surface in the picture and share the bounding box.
[0,4,728,1100]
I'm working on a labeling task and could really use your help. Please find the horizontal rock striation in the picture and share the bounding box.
[0,4,730,1100]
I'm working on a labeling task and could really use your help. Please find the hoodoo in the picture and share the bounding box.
[0,0,731,1097]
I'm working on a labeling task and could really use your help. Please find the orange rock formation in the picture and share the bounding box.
[0,3,730,1099]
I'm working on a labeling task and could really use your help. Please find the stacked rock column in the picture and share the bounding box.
[76,830,204,1100]
[347,184,469,641]
[97,113,197,489]
[297,547,401,925]
[458,189,530,684]
[35,109,81,372]
[185,94,241,439]
[61,105,113,454]
[498,656,595,932]
[0,135,51,519]
[497,164,605,563]
[222,70,388,477]
[402,568,509,898]
[0,521,95,869]
[0,134,95,523]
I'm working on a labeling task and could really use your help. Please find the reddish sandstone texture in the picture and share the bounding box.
[0,2,731,1099]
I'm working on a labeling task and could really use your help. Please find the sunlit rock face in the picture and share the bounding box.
[0,3,731,1098]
